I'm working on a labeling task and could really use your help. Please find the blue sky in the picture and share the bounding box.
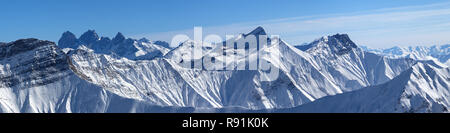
[1,0,450,48]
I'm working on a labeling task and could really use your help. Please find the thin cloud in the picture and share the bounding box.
[132,2,450,48]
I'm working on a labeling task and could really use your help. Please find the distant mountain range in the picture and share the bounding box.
[359,45,450,66]
[58,30,171,60]
[0,27,448,113]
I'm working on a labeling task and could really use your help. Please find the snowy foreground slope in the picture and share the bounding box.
[0,27,448,112]
[271,63,450,113]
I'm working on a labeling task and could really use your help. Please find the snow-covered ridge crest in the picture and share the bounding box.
[296,33,358,55]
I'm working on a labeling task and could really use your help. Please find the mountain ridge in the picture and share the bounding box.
[58,30,171,60]
[0,27,446,112]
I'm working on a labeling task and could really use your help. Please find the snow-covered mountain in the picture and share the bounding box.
[58,30,171,60]
[276,62,450,113]
[360,45,450,66]
[296,34,417,91]
[66,27,417,110]
[0,38,177,112]
[0,27,446,113]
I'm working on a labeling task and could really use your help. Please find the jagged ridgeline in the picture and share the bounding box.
[58,30,171,60]
[0,27,447,113]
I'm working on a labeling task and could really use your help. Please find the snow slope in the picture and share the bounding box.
[277,62,449,113]
[0,27,439,112]
[66,27,417,110]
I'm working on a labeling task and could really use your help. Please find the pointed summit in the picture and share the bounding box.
[58,31,80,49]
[112,32,126,44]
[327,33,357,49]
[300,33,358,55]
[316,34,357,49]
[245,26,267,37]
[79,30,99,44]
[61,31,76,38]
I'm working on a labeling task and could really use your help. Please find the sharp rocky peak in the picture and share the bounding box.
[79,30,99,44]
[319,34,357,48]
[301,33,358,55]
[112,32,126,43]
[61,31,77,39]
[245,26,267,37]
[58,31,79,49]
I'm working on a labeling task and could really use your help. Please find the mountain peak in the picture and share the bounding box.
[300,33,358,55]
[112,32,126,43]
[245,26,267,37]
[322,33,357,47]
[58,31,79,49]
[79,30,99,44]
[61,31,76,38]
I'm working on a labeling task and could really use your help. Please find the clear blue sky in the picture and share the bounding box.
[1,0,450,48]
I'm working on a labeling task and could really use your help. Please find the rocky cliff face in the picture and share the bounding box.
[0,39,71,88]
